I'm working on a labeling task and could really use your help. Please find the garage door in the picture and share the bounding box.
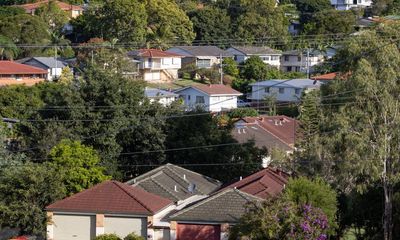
[144,71,161,81]
[104,216,146,238]
[53,214,95,240]
[177,224,220,240]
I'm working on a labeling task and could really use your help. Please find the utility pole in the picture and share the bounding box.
[54,45,57,81]
[306,48,310,78]
[219,53,223,84]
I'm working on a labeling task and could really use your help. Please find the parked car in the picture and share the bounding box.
[237,99,251,107]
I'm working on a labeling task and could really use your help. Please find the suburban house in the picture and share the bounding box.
[248,79,321,102]
[18,57,69,81]
[128,49,183,82]
[0,61,47,87]
[226,46,282,68]
[223,167,289,199]
[167,46,233,69]
[126,163,222,203]
[144,88,178,106]
[330,0,372,10]
[18,0,83,18]
[280,49,325,74]
[46,180,173,240]
[232,115,298,166]
[174,84,242,112]
[168,188,261,240]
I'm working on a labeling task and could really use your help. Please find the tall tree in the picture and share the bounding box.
[189,6,231,46]
[0,35,18,60]
[0,162,66,237]
[49,139,110,195]
[304,23,400,240]
[145,0,195,47]
[35,0,69,33]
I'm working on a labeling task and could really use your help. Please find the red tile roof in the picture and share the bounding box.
[223,168,289,199]
[46,181,173,215]
[311,72,338,81]
[0,61,48,74]
[193,84,242,95]
[19,0,83,12]
[0,78,45,87]
[242,115,298,147]
[132,49,183,58]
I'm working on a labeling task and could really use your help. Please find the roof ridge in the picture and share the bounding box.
[126,165,167,185]
[166,165,191,186]
[112,181,154,214]
[169,164,221,186]
[233,188,264,202]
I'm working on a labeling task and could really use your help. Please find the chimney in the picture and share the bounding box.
[239,176,242,180]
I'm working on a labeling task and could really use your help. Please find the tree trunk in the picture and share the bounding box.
[383,178,393,240]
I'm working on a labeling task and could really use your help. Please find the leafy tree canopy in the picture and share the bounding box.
[35,0,69,33]
[49,139,110,195]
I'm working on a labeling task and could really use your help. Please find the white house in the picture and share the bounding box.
[248,79,321,102]
[144,88,178,106]
[128,49,183,82]
[280,50,326,74]
[226,46,282,68]
[331,0,372,10]
[174,84,242,112]
[18,57,69,81]
[167,46,233,69]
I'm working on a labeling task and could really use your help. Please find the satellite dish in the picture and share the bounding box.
[188,183,196,193]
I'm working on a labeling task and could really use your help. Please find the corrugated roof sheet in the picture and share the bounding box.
[168,46,233,57]
[46,180,173,215]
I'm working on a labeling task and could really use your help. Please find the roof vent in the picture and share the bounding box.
[183,174,186,180]
[274,120,279,126]
[239,176,242,180]
[174,185,178,192]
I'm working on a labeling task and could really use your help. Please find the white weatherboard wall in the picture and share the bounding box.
[104,216,147,238]
[250,85,303,102]
[176,87,240,112]
[226,48,281,68]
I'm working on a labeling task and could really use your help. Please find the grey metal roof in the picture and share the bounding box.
[250,79,321,88]
[26,57,67,68]
[168,46,233,57]
[231,46,281,55]
[126,164,222,202]
[145,88,178,98]
[168,188,261,223]
[232,124,293,152]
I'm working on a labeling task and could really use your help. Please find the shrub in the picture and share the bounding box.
[124,232,145,240]
[179,63,198,79]
[227,108,258,119]
[94,233,121,240]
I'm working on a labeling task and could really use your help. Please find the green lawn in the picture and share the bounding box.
[146,78,203,90]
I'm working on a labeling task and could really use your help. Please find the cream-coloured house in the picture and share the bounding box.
[46,181,173,240]
[128,49,183,82]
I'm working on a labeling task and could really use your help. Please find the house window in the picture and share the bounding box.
[279,88,285,94]
[271,56,279,61]
[172,58,177,64]
[261,56,270,61]
[197,59,211,68]
[284,56,289,61]
[188,95,191,100]
[297,56,302,62]
[196,96,205,104]
[295,66,301,72]
[287,66,292,72]
[295,88,301,95]
[264,87,270,93]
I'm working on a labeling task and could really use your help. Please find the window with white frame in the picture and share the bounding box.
[279,88,285,94]
[264,87,270,93]
[196,96,205,104]
[271,56,279,61]
[261,56,270,61]
[197,59,211,68]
